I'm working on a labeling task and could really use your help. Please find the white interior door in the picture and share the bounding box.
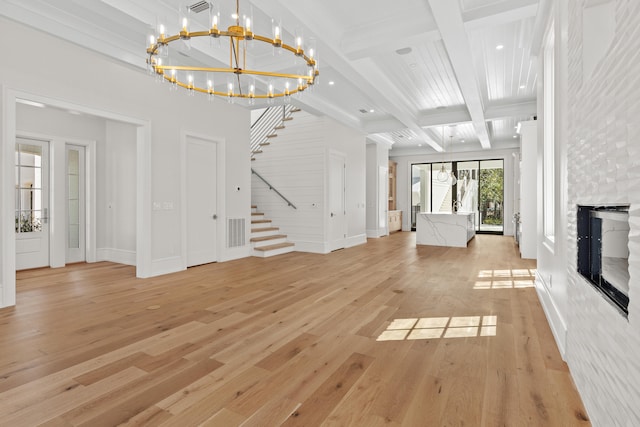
[186,136,217,267]
[15,137,50,270]
[66,144,86,263]
[329,152,346,251]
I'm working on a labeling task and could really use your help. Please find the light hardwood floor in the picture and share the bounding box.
[0,233,589,426]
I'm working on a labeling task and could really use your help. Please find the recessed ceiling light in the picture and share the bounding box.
[513,135,518,138]
[410,63,417,68]
[460,139,465,143]
[496,44,504,50]
[418,144,423,147]
[328,81,335,85]
[369,109,375,113]
[519,84,526,89]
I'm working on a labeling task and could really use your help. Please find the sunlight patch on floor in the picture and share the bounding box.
[376,315,497,341]
[474,269,536,289]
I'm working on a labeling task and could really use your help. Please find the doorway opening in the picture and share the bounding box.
[2,90,152,308]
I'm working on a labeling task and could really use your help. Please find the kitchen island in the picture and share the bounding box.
[416,212,475,247]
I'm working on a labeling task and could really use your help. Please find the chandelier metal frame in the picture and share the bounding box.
[146,1,319,99]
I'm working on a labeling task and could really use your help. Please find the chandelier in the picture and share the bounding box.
[146,0,319,100]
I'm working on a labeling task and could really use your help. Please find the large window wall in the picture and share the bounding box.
[411,159,504,233]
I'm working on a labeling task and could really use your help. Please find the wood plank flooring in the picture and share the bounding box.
[0,233,590,426]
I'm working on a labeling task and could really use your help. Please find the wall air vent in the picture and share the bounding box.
[227,218,246,248]
[189,1,210,13]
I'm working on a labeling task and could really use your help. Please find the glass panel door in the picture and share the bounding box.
[479,160,504,233]
[15,142,44,233]
[456,161,479,227]
[411,164,431,229]
[66,145,86,263]
[15,137,50,270]
[432,162,453,213]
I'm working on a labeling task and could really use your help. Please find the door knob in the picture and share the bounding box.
[212,214,218,220]
[331,212,334,217]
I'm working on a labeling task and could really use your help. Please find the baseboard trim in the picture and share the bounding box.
[346,234,367,248]
[96,248,136,266]
[535,271,567,359]
[220,246,252,262]
[151,256,184,277]
[292,240,329,254]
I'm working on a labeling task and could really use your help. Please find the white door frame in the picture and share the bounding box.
[180,131,226,270]
[1,88,152,308]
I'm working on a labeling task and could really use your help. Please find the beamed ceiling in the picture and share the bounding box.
[0,0,542,155]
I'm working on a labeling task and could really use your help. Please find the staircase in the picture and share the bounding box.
[250,205,295,257]
[250,104,301,161]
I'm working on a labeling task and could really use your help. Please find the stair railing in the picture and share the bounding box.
[251,168,297,209]
[250,104,296,157]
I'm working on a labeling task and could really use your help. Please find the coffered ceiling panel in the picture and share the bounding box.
[374,40,465,112]
[0,0,544,155]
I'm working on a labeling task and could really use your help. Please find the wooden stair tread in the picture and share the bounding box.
[266,134,278,138]
[254,242,295,252]
[251,212,264,216]
[251,205,257,209]
[251,226,279,233]
[251,219,271,224]
[259,142,270,146]
[274,125,285,130]
[250,234,287,242]
[282,117,293,121]
[291,107,302,112]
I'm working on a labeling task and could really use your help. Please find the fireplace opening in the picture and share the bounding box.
[577,205,630,316]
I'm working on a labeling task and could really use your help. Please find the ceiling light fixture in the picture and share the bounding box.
[328,81,335,85]
[146,0,319,100]
[437,126,449,182]
[496,44,504,50]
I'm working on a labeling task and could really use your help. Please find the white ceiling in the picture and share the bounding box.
[0,0,541,155]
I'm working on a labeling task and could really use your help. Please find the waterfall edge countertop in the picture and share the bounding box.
[416,212,475,247]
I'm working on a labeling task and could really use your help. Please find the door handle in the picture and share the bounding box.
[212,214,218,220]
[330,212,334,217]
[42,208,49,224]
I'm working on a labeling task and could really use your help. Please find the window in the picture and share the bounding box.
[15,141,44,233]
[543,23,555,242]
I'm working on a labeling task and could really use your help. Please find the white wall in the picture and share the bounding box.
[390,148,518,236]
[536,1,640,425]
[102,121,137,262]
[0,16,251,308]
[251,110,366,253]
